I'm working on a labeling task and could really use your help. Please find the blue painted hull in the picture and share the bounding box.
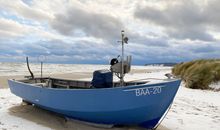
[8,79,181,129]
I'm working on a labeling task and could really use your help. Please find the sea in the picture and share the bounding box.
[0,62,171,77]
[0,62,110,76]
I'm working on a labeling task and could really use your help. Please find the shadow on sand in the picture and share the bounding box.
[8,104,170,130]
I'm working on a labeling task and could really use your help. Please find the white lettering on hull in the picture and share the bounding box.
[124,86,164,96]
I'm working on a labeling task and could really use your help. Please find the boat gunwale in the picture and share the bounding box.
[8,78,181,91]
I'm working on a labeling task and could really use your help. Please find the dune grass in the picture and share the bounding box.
[172,59,220,89]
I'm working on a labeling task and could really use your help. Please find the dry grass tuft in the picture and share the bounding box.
[172,59,220,89]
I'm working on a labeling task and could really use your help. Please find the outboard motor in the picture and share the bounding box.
[91,70,113,88]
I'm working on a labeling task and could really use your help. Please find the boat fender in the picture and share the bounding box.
[110,58,118,65]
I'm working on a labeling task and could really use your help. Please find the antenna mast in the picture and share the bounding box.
[120,30,129,86]
[120,30,124,86]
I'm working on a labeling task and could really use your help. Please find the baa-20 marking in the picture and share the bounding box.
[124,86,164,96]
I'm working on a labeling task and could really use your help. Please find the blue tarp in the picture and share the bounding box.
[91,70,113,88]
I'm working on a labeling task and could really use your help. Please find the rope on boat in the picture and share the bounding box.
[153,101,174,130]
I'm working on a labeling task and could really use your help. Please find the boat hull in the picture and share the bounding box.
[8,79,181,129]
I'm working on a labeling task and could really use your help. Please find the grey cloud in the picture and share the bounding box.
[190,43,220,54]
[22,43,49,56]
[0,0,51,22]
[127,44,183,63]
[50,7,123,42]
[192,46,215,53]
[134,0,220,41]
[0,18,29,39]
[18,39,119,61]
[130,34,169,47]
[1,38,220,64]
[0,43,23,56]
[0,39,117,63]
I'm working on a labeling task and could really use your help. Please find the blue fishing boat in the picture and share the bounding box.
[8,31,181,129]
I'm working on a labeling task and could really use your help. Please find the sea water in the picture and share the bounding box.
[0,62,171,77]
[0,62,109,76]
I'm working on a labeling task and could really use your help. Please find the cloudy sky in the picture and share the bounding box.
[0,0,220,65]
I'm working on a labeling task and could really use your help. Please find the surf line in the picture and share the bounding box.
[123,85,166,96]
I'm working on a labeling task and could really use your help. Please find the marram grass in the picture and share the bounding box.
[172,59,220,89]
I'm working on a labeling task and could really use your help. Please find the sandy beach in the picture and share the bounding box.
[1,0,220,129]
[0,66,220,130]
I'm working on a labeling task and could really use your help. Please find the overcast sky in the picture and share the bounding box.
[0,0,220,65]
